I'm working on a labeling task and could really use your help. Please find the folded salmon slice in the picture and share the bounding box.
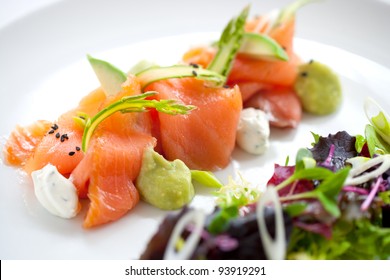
[5,76,156,227]
[146,78,242,171]
[4,88,107,175]
[244,86,302,128]
[228,18,298,91]
[72,131,155,228]
[70,76,156,227]
[183,17,301,128]
[184,18,298,99]
[3,120,52,167]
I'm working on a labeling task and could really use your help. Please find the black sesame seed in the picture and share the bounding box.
[192,70,198,77]
[76,146,81,151]
[78,116,85,120]
[60,134,68,142]
[68,151,75,156]
[55,132,60,138]
[48,130,55,134]
[190,63,199,68]
[282,46,287,51]
[51,124,59,130]
[300,72,308,77]
[223,85,230,88]
[309,59,314,64]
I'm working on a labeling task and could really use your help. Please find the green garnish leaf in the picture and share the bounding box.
[207,5,249,77]
[284,202,308,217]
[285,155,290,166]
[136,65,226,90]
[191,170,223,188]
[275,166,333,192]
[365,125,377,157]
[214,174,260,209]
[288,219,390,259]
[315,192,340,218]
[73,112,90,128]
[315,167,350,198]
[295,148,315,172]
[73,116,86,128]
[81,92,195,152]
[364,97,390,145]
[371,111,390,144]
[355,134,366,153]
[208,206,239,234]
[295,147,312,161]
[277,167,348,218]
[293,167,333,180]
[309,168,349,217]
[365,124,390,156]
[208,173,256,234]
[310,131,320,146]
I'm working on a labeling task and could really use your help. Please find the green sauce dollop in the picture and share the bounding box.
[294,60,342,115]
[136,147,194,210]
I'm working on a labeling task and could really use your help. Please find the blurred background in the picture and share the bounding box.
[1,0,390,66]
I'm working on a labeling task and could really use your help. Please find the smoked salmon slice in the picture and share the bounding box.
[5,75,156,227]
[228,17,299,92]
[74,132,155,228]
[146,77,242,171]
[70,76,156,227]
[183,18,299,101]
[3,120,52,167]
[244,86,302,128]
[183,17,302,128]
[4,88,107,175]
[23,116,85,176]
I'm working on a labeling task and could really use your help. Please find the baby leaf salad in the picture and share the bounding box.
[141,98,390,260]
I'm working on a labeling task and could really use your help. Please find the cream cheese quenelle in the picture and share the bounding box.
[236,108,270,155]
[31,164,80,219]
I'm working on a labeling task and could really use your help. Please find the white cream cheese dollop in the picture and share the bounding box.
[236,108,270,155]
[31,164,79,219]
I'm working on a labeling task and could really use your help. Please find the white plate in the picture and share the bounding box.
[1,0,390,259]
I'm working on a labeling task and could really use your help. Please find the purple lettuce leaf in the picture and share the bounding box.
[267,164,314,197]
[310,131,357,171]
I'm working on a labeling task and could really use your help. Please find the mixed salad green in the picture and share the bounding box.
[140,98,390,260]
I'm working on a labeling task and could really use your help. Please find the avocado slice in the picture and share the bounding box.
[87,55,127,97]
[136,65,226,89]
[128,60,158,75]
[88,56,225,95]
[239,33,289,61]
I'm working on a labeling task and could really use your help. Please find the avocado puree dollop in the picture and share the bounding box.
[136,147,194,210]
[294,60,342,115]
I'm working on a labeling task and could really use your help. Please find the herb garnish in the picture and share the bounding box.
[79,92,195,152]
